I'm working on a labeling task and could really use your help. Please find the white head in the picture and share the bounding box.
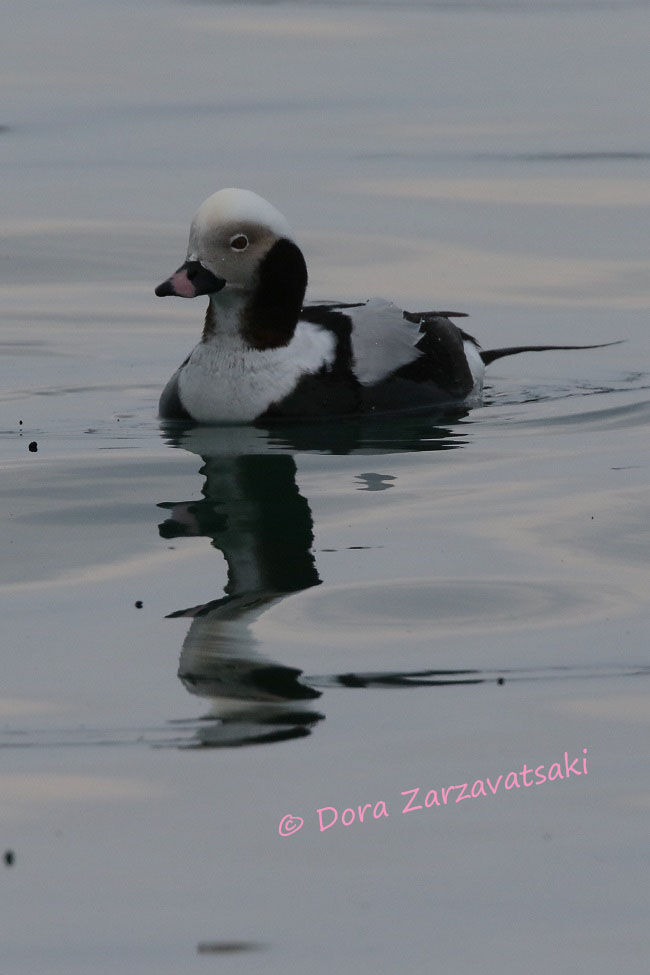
[190,188,293,251]
[156,188,297,297]
[155,188,308,349]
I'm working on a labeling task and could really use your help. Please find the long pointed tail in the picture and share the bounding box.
[481,341,622,366]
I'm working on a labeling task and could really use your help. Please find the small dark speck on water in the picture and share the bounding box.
[18,419,22,425]
[196,941,265,955]
[135,600,143,609]
[28,441,38,453]
[4,850,15,866]
[497,677,505,686]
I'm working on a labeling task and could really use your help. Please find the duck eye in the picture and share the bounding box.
[229,234,249,251]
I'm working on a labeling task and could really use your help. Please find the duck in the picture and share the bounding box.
[156,188,614,424]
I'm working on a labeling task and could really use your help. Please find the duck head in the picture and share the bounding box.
[155,188,308,349]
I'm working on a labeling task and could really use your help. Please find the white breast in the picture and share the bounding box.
[178,322,337,423]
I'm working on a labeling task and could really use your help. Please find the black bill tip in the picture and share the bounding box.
[155,280,175,297]
[154,261,227,298]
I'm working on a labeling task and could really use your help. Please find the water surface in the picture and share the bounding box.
[1,1,649,972]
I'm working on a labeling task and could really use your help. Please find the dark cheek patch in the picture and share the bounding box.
[242,239,308,350]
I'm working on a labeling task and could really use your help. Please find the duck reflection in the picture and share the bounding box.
[159,413,467,747]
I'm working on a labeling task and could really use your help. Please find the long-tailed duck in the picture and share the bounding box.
[156,188,614,424]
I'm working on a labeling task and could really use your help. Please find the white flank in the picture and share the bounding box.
[463,340,485,404]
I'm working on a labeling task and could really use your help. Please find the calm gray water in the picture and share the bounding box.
[2,1,649,972]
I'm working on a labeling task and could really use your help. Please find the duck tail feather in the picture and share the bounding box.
[481,340,623,366]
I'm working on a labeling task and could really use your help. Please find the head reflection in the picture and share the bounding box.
[159,413,467,747]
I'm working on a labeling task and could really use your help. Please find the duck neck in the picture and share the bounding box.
[202,288,248,343]
[201,238,308,350]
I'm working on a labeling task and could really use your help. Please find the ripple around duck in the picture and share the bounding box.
[262,577,632,643]
[481,379,650,432]
[510,396,650,431]
[484,370,648,402]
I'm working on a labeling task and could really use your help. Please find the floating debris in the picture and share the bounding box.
[196,941,265,955]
